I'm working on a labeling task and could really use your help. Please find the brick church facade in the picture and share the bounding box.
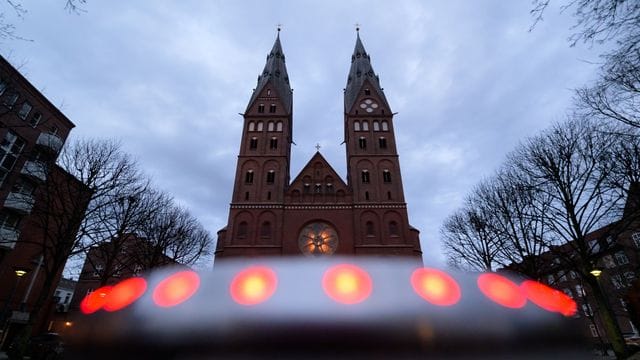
[215,32,422,261]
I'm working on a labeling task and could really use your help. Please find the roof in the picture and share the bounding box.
[246,32,293,114]
[344,32,390,113]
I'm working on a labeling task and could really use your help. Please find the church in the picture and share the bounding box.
[214,31,422,261]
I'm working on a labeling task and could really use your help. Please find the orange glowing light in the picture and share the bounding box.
[230,266,278,306]
[477,273,527,309]
[322,264,372,305]
[521,280,577,316]
[80,285,113,314]
[152,271,200,308]
[103,277,147,312]
[411,268,461,306]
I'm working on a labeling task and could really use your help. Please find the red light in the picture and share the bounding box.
[103,277,147,312]
[411,268,461,306]
[477,273,527,309]
[152,271,200,308]
[80,285,113,314]
[521,280,577,316]
[322,264,372,305]
[230,266,278,306]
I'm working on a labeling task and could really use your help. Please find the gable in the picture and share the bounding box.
[346,79,391,116]
[287,153,349,197]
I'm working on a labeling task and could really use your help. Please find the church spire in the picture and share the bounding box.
[246,31,293,114]
[344,31,390,113]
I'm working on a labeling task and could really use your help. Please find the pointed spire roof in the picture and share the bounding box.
[344,32,390,112]
[247,31,293,113]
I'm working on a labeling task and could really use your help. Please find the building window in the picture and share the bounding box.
[358,137,367,150]
[269,104,276,113]
[314,183,322,193]
[361,170,370,183]
[3,92,18,108]
[267,89,271,96]
[250,137,258,150]
[589,325,599,337]
[575,284,585,296]
[389,221,399,236]
[267,191,271,200]
[383,170,392,183]
[0,131,25,185]
[354,121,360,131]
[615,251,629,265]
[558,271,567,282]
[364,88,371,95]
[268,122,275,131]
[276,121,283,131]
[589,239,600,253]
[633,232,640,248]
[257,122,264,131]
[387,191,392,200]
[366,221,374,236]
[0,80,6,95]
[569,270,577,279]
[237,221,248,238]
[362,121,369,131]
[624,271,635,285]
[248,122,255,131]
[381,121,389,131]
[245,170,254,184]
[373,121,380,131]
[582,304,593,316]
[29,112,42,128]
[258,104,265,113]
[562,288,573,298]
[244,192,249,200]
[266,170,275,184]
[602,255,615,268]
[50,125,58,135]
[270,137,278,149]
[326,183,334,193]
[0,211,20,231]
[303,183,310,194]
[379,137,387,149]
[546,275,554,284]
[261,222,271,238]
[365,191,370,200]
[17,102,32,119]
[93,264,104,278]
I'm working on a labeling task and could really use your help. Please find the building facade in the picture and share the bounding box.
[215,32,422,260]
[0,55,84,345]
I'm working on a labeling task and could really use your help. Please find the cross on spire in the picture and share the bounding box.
[354,23,361,32]
[277,23,283,33]
[315,143,321,151]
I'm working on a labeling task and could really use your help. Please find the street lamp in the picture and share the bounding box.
[590,269,602,277]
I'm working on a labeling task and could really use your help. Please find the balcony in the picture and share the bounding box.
[4,192,35,214]
[36,132,63,153]
[20,160,47,182]
[0,226,19,249]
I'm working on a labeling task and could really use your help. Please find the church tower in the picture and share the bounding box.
[215,31,422,261]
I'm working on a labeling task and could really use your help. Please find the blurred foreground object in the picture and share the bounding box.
[67,258,588,359]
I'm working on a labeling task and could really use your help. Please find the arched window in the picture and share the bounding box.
[250,137,258,150]
[268,122,275,131]
[358,137,367,150]
[261,222,271,238]
[266,170,275,184]
[361,170,370,183]
[237,221,248,238]
[267,89,271,96]
[276,121,283,131]
[383,170,392,183]
[362,121,369,131]
[258,104,265,113]
[365,191,370,200]
[245,170,254,184]
[269,104,276,113]
[381,121,389,131]
[270,137,278,149]
[373,121,380,131]
[379,137,387,149]
[389,221,399,236]
[248,122,255,131]
[354,121,360,131]
[257,122,264,131]
[387,191,392,200]
[366,221,375,236]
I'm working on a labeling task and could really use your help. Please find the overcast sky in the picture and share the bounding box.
[0,1,606,270]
